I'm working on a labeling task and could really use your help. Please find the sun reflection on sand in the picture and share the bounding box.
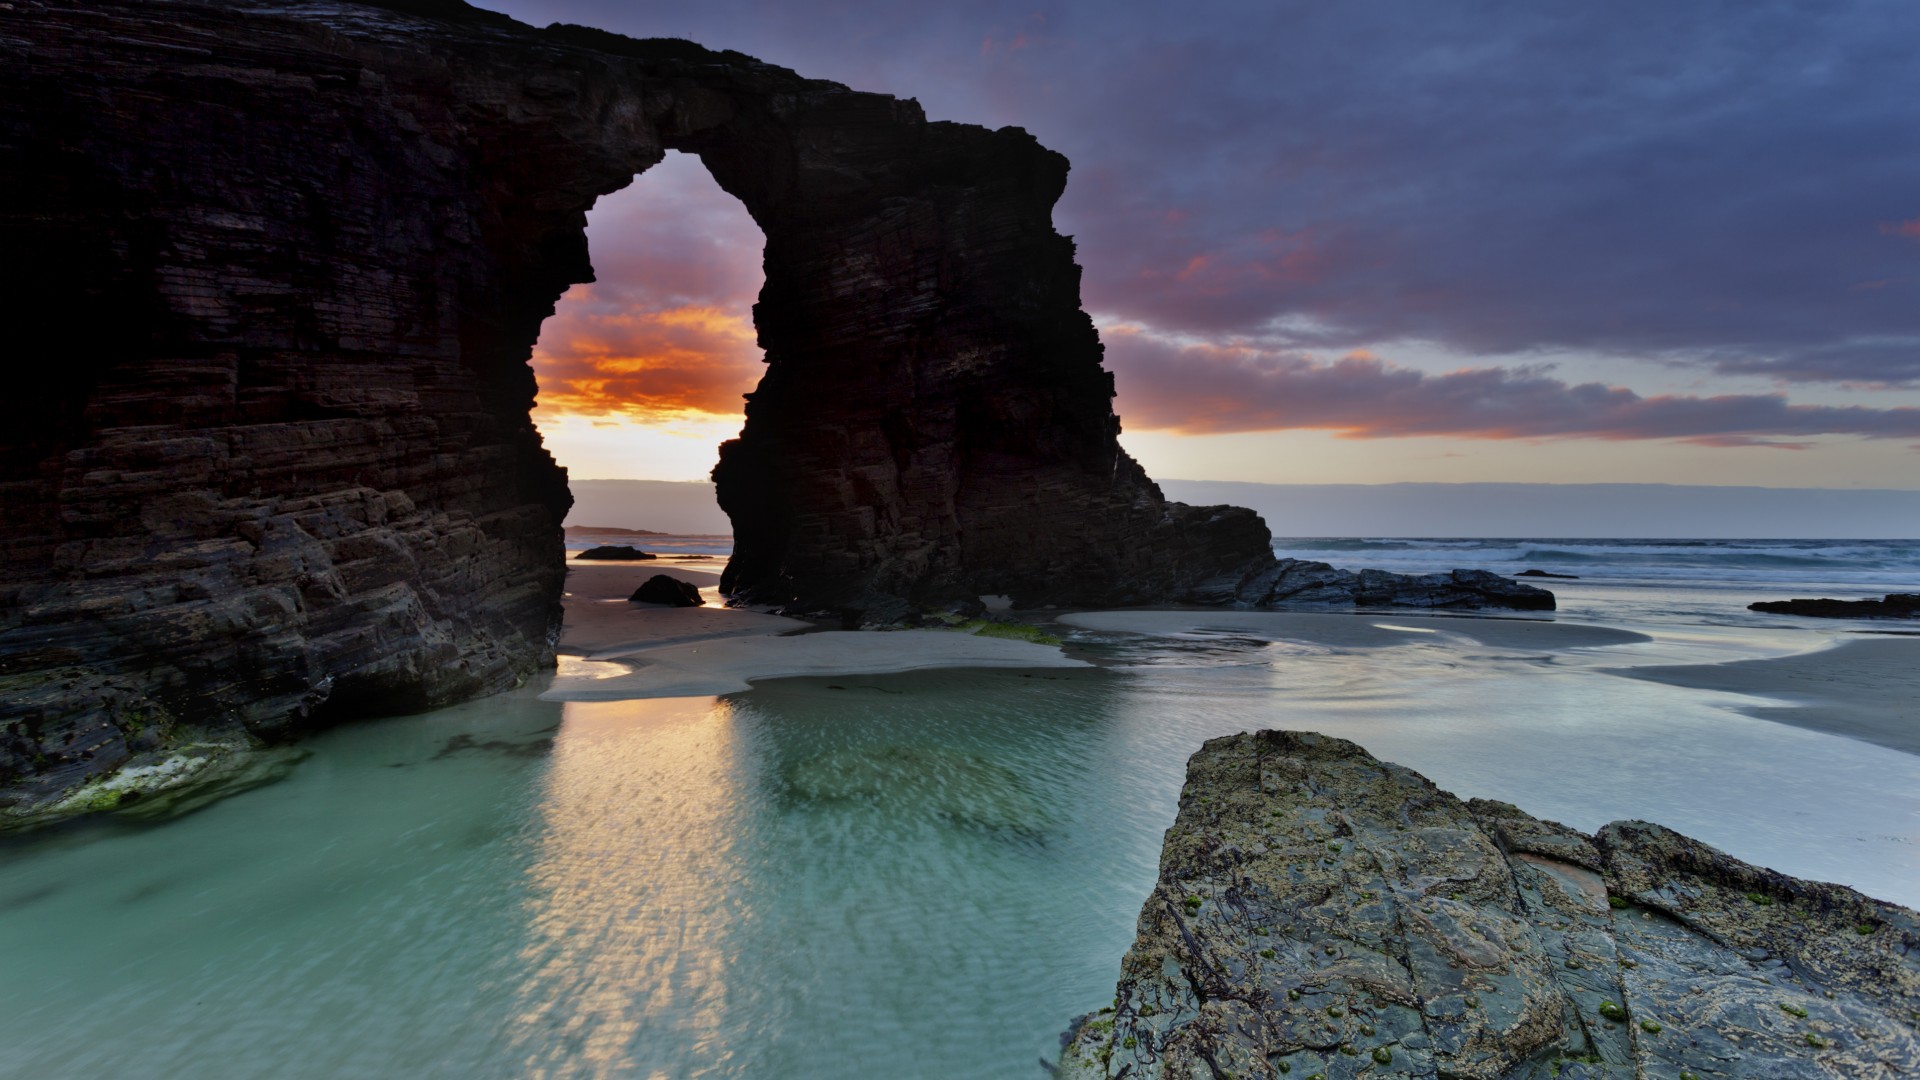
[507,696,757,1079]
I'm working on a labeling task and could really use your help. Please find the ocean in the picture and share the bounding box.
[2,536,1914,1078]
[1275,536,1920,593]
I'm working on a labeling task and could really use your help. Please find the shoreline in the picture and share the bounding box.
[557,567,1920,760]
[1612,636,1920,756]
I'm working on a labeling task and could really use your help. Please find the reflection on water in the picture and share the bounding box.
[510,697,752,1078]
[0,623,1916,1079]
[491,670,1142,1079]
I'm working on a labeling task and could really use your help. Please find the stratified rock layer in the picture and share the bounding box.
[1061,731,1918,1079]
[3,0,613,810]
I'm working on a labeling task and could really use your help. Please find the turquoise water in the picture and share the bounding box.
[3,604,1918,1078]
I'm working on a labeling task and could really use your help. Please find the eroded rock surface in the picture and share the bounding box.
[1061,731,1918,1078]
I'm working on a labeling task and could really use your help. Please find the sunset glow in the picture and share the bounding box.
[529,152,763,479]
[510,5,1920,491]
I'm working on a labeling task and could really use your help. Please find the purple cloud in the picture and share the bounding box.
[1104,331,1920,445]
[483,0,1920,393]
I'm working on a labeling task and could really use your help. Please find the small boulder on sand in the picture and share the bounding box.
[629,575,703,607]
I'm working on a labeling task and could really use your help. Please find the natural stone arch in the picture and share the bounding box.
[0,0,1271,807]
[2,0,1549,810]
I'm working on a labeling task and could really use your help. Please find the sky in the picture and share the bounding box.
[492,0,1920,489]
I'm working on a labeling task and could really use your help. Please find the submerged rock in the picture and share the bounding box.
[781,743,1048,836]
[1750,594,1920,619]
[575,545,657,561]
[1515,569,1580,580]
[1059,730,1918,1079]
[628,575,703,607]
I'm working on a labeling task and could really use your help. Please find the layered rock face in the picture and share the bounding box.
[2,0,624,808]
[703,113,1279,614]
[1062,731,1918,1079]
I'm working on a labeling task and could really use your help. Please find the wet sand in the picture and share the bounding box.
[1614,636,1920,756]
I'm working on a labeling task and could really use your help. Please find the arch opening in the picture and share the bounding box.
[532,151,763,543]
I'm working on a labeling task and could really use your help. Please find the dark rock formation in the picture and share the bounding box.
[1061,731,1918,1079]
[1233,561,1555,611]
[1750,594,1920,619]
[628,575,703,607]
[0,0,1547,814]
[575,546,656,561]
[3,0,611,815]
[1516,569,1580,580]
[564,526,665,537]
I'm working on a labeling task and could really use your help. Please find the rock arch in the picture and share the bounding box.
[0,0,1276,806]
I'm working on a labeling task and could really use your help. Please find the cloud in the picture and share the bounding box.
[482,0,1920,396]
[533,297,763,418]
[1105,331,1920,445]
[1695,338,1920,388]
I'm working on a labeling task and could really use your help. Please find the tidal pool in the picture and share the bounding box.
[2,618,1915,1078]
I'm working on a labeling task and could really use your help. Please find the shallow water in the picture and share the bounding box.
[4,599,1918,1079]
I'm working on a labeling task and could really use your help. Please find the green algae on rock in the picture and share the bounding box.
[953,619,1064,647]
[1058,730,1919,1079]
[1,739,308,831]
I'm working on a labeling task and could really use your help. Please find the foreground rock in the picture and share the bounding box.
[576,545,657,561]
[629,575,703,607]
[1750,594,1920,619]
[1060,731,1917,1079]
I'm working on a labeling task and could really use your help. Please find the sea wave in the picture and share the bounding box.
[1270,536,1920,590]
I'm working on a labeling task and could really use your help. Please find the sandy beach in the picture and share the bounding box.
[1614,635,1920,755]
[558,559,806,653]
[552,557,1090,698]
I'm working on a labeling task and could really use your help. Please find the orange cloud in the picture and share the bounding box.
[531,292,762,421]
